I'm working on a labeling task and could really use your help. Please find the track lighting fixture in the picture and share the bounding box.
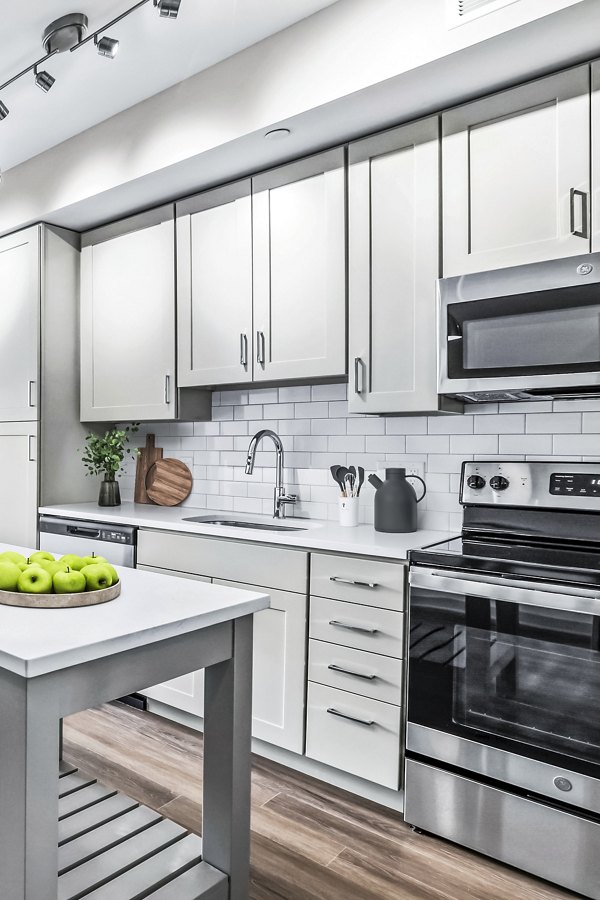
[34,68,55,93]
[0,0,183,125]
[95,36,120,59]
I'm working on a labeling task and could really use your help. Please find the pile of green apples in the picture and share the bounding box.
[0,550,119,595]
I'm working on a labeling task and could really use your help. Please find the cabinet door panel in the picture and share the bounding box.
[177,182,252,386]
[0,228,39,421]
[137,565,210,716]
[215,579,307,753]
[0,422,38,548]
[81,214,176,421]
[443,67,590,275]
[349,118,449,414]
[253,149,346,382]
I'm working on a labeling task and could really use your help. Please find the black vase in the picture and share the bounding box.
[98,477,121,507]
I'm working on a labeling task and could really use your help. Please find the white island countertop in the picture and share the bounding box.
[39,501,455,561]
[0,542,269,678]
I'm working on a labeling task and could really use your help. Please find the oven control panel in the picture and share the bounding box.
[461,461,600,509]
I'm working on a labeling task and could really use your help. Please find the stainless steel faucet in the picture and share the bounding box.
[245,429,297,518]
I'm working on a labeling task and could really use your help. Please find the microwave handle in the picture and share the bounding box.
[410,567,600,617]
[570,188,588,240]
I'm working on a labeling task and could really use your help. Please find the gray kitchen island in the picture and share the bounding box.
[0,543,269,900]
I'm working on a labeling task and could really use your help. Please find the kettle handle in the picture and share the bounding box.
[408,475,426,503]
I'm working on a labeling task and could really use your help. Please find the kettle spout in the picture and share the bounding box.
[368,474,383,490]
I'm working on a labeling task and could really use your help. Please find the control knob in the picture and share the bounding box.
[490,475,509,492]
[466,475,486,490]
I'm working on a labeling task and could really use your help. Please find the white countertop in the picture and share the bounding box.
[39,502,454,561]
[0,542,269,679]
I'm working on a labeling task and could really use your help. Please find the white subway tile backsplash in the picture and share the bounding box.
[119,385,600,524]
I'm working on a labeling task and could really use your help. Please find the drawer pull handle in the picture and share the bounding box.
[327,707,375,727]
[329,619,379,635]
[328,663,377,680]
[330,576,379,589]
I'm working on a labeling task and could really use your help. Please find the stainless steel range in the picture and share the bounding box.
[405,461,600,899]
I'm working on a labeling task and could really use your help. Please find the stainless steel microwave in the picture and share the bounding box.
[438,253,600,402]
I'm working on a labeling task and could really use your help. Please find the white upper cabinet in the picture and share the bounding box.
[443,66,590,276]
[80,207,176,422]
[590,62,600,251]
[0,227,40,422]
[348,118,458,415]
[252,149,346,382]
[177,181,253,387]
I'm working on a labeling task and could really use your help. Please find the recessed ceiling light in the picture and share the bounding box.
[265,128,291,141]
[96,36,120,59]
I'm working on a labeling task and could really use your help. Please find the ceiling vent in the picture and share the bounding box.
[447,0,521,28]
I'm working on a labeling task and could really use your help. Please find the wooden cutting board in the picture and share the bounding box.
[134,434,164,504]
[145,458,193,506]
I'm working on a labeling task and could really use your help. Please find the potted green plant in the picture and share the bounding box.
[81,424,139,507]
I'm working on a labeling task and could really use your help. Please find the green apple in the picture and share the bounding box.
[18,566,53,594]
[53,569,86,594]
[80,563,112,591]
[103,563,119,585]
[0,561,22,592]
[80,555,108,569]
[45,560,70,577]
[58,554,85,571]
[0,551,28,567]
[28,551,55,565]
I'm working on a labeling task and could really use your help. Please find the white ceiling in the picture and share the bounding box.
[0,0,339,171]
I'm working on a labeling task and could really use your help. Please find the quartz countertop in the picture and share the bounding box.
[39,501,455,561]
[0,542,269,678]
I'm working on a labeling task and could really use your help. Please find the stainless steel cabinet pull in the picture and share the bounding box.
[570,188,588,239]
[28,380,36,408]
[28,435,36,462]
[327,707,375,727]
[329,619,379,635]
[164,374,171,404]
[240,333,248,368]
[328,663,377,680]
[354,357,364,394]
[330,576,378,589]
[256,331,266,366]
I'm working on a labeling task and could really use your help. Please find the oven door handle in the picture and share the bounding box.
[409,568,600,617]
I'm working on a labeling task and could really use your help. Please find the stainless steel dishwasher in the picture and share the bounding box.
[39,515,136,567]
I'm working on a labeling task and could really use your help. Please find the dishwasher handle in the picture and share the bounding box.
[66,526,102,539]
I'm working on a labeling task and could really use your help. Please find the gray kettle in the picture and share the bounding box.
[368,468,426,533]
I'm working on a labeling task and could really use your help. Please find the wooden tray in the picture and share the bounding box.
[0,580,121,609]
[145,458,193,506]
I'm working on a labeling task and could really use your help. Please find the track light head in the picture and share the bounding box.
[35,69,55,93]
[0,101,9,121]
[155,0,181,19]
[96,35,119,59]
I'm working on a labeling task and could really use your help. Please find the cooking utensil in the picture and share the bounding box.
[344,472,356,498]
[145,458,193,506]
[357,466,365,496]
[330,465,346,495]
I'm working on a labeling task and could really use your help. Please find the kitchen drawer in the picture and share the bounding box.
[308,639,403,705]
[137,529,307,593]
[306,682,401,789]
[310,595,403,658]
[310,552,405,610]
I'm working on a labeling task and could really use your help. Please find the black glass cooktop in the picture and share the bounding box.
[410,534,600,589]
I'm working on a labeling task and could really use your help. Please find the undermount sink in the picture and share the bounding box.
[183,515,308,532]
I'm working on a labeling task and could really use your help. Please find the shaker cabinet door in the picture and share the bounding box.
[0,422,38,548]
[252,149,346,382]
[443,66,590,276]
[177,181,253,387]
[348,117,454,414]
[0,227,40,422]
[80,209,176,422]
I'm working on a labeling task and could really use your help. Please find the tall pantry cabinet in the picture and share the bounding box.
[0,225,94,547]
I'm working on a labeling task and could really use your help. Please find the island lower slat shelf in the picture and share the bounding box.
[56,764,227,900]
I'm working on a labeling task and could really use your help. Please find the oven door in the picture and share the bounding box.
[407,567,600,811]
[438,263,600,398]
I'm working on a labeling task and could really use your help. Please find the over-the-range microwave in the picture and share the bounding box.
[438,253,600,402]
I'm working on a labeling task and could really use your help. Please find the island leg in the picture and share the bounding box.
[0,671,60,900]
[202,615,253,900]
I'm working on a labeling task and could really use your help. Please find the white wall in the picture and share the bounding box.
[0,0,589,234]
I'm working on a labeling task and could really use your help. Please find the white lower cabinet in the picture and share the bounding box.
[306,682,401,789]
[0,422,38,548]
[215,580,306,754]
[308,639,403,706]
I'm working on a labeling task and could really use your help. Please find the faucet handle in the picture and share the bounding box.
[281,493,297,504]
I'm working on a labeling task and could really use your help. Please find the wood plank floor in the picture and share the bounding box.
[63,703,579,900]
